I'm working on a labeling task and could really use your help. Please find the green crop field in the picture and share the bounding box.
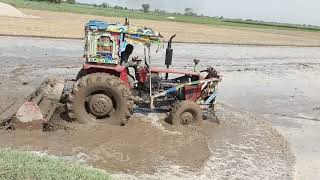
[2,0,320,32]
[0,148,111,180]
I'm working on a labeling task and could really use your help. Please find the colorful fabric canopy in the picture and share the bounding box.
[86,20,163,45]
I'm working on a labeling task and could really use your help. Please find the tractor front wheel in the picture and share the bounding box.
[67,73,133,125]
[168,101,203,126]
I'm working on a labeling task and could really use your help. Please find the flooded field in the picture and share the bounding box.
[0,36,319,179]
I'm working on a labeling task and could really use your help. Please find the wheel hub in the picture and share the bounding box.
[181,112,194,125]
[88,94,113,117]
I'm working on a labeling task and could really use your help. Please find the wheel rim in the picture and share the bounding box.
[180,112,194,125]
[87,94,114,118]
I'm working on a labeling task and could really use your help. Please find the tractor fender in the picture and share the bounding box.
[82,63,130,87]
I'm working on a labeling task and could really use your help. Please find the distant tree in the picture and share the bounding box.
[101,3,109,8]
[154,9,167,15]
[66,0,75,4]
[184,8,197,16]
[142,4,150,13]
[34,0,61,3]
[39,0,58,3]
[114,5,124,10]
[184,8,192,15]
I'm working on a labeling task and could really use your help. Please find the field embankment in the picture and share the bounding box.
[2,0,320,32]
[1,1,320,46]
[0,149,110,180]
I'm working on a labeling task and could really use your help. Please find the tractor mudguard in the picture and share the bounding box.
[82,63,131,87]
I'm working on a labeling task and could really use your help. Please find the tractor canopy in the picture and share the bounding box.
[84,20,163,65]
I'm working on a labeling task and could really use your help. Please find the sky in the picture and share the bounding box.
[77,0,320,26]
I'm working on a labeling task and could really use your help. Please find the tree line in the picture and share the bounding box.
[28,0,201,17]
[29,0,75,4]
[93,3,200,16]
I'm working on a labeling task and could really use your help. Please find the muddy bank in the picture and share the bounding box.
[0,106,210,174]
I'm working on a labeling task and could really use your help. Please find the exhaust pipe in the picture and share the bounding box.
[165,34,176,80]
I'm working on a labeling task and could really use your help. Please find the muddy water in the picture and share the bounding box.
[0,36,319,179]
[174,44,320,179]
[0,108,211,174]
[172,44,320,179]
[150,43,320,179]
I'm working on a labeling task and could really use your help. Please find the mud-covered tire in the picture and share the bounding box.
[168,101,203,126]
[67,73,133,125]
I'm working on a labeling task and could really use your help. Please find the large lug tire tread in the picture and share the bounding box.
[67,73,133,125]
[169,101,203,126]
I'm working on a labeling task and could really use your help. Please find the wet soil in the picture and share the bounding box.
[0,104,294,179]
[112,104,294,179]
[0,106,211,174]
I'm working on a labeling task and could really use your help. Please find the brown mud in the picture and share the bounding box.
[112,104,294,179]
[0,104,294,179]
[0,106,212,174]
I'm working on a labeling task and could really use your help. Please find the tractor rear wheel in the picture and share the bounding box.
[67,73,133,125]
[169,101,203,126]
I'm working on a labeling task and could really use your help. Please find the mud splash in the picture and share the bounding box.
[0,106,210,174]
[112,105,295,179]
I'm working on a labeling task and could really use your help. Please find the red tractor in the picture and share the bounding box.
[65,20,221,126]
[0,20,221,130]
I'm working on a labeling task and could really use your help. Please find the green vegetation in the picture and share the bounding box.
[2,0,320,32]
[0,148,111,180]
[223,19,320,32]
[29,0,75,4]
